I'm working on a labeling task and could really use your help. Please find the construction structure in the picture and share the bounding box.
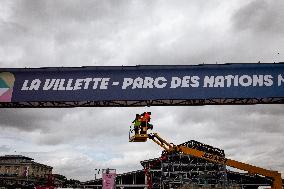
[83,118,280,189]
[141,140,227,188]
[83,141,276,189]
[139,142,277,189]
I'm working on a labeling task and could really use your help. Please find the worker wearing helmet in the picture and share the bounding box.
[132,114,141,135]
[139,113,147,134]
[140,112,153,133]
[144,112,151,122]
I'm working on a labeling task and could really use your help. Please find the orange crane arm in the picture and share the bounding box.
[147,133,282,189]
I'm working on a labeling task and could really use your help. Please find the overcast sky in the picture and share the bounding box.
[0,0,284,181]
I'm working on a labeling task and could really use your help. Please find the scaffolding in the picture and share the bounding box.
[141,140,228,189]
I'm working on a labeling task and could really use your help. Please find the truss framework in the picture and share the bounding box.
[141,154,228,189]
[1,97,284,108]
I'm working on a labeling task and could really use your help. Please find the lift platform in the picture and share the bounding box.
[129,125,149,142]
[129,112,152,142]
[129,134,148,142]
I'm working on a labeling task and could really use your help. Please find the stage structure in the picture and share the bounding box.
[1,63,284,108]
[83,140,274,189]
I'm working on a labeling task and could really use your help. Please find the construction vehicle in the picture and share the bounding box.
[129,113,283,189]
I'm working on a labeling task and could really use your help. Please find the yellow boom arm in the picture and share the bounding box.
[145,133,282,189]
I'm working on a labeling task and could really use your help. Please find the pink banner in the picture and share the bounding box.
[102,173,116,189]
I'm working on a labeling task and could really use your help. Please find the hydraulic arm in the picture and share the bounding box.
[137,132,283,189]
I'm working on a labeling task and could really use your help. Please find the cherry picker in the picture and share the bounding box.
[129,113,283,189]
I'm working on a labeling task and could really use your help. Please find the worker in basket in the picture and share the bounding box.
[140,112,153,134]
[132,114,141,135]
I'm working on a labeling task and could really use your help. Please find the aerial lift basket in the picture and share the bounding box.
[129,125,148,142]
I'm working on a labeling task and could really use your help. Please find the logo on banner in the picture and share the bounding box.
[0,72,15,102]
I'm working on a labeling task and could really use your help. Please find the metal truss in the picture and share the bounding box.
[141,154,227,189]
[1,97,284,108]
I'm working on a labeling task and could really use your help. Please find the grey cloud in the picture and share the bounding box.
[20,151,97,180]
[1,0,130,67]
[0,107,144,145]
[0,109,72,131]
[0,108,132,145]
[36,133,65,146]
[175,105,284,133]
[1,0,283,68]
[33,107,154,145]
[232,0,284,35]
[13,0,128,24]
[19,142,157,181]
[0,21,28,46]
[0,145,10,153]
[165,105,284,172]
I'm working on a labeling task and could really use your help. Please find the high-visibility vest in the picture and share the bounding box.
[133,120,141,127]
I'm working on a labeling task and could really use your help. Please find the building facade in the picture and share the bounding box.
[0,155,52,179]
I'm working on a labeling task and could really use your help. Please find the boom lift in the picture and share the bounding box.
[129,113,283,189]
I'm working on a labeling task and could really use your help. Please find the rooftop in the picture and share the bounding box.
[0,155,33,161]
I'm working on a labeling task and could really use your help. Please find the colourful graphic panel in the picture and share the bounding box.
[0,72,15,102]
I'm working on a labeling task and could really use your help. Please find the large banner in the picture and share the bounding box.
[0,63,284,103]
